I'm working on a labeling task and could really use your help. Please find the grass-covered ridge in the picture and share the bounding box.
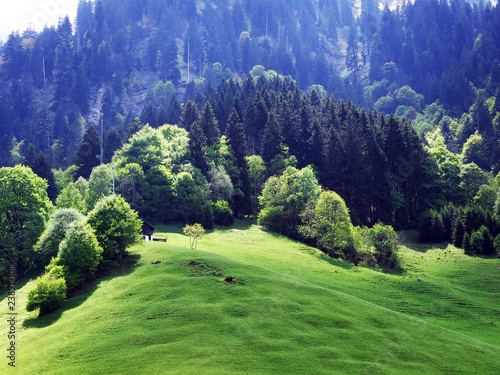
[1,221,499,374]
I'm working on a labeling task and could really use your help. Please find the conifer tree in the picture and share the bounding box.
[103,127,122,163]
[225,108,252,216]
[261,112,284,164]
[199,101,221,147]
[33,151,58,202]
[75,125,101,179]
[188,121,210,176]
[140,103,158,128]
[167,94,182,125]
[180,99,200,130]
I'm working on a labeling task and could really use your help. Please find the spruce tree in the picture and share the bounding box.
[199,101,221,147]
[103,127,122,163]
[188,121,210,176]
[180,99,200,130]
[225,108,252,216]
[261,112,284,164]
[75,125,101,179]
[33,151,58,202]
[167,94,182,125]
[140,103,158,128]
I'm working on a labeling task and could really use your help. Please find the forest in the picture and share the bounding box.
[1,0,500,285]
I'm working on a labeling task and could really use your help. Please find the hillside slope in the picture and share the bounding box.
[1,222,499,374]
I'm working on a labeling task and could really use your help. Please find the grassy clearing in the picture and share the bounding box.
[1,220,499,374]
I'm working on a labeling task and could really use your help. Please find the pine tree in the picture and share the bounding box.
[188,121,210,176]
[103,127,122,163]
[225,108,252,216]
[75,125,101,179]
[32,151,58,202]
[346,29,359,72]
[167,94,182,125]
[140,103,158,128]
[180,99,200,129]
[261,112,284,164]
[199,101,221,147]
[127,118,144,140]
[156,106,169,127]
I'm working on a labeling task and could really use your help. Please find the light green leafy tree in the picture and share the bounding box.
[183,223,205,250]
[86,164,113,213]
[34,208,84,268]
[86,195,142,262]
[26,265,66,316]
[300,191,355,259]
[0,166,52,275]
[56,182,86,212]
[258,166,321,235]
[57,220,103,291]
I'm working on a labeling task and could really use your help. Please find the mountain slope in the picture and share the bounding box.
[1,221,498,374]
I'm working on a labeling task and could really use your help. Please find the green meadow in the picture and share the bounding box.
[1,220,499,374]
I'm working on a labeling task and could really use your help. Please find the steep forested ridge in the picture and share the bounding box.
[0,0,498,168]
[0,0,499,233]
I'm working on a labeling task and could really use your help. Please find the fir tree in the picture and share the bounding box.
[180,99,200,130]
[188,121,210,176]
[261,112,284,164]
[167,94,182,125]
[75,125,101,179]
[199,101,221,147]
[32,151,58,202]
[225,108,252,216]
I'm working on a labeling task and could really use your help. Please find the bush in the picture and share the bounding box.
[34,209,84,268]
[86,195,142,262]
[26,267,67,316]
[58,221,103,291]
[470,230,484,255]
[369,223,399,270]
[480,226,495,255]
[213,200,234,226]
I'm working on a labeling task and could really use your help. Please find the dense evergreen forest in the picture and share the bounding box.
[1,0,500,282]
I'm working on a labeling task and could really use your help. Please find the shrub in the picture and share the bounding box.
[58,221,103,291]
[86,195,142,262]
[470,230,484,255]
[213,200,234,226]
[34,209,84,268]
[480,226,495,255]
[26,267,67,316]
[369,223,400,270]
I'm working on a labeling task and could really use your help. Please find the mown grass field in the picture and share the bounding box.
[1,220,499,374]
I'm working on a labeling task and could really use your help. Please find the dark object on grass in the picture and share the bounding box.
[141,218,155,241]
[417,278,422,281]
[153,238,166,242]
[224,276,234,283]
[152,260,161,265]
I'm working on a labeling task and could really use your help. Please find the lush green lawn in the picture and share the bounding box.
[1,220,499,374]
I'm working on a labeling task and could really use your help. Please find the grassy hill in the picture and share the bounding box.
[1,221,499,374]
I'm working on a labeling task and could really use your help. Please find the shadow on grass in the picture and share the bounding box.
[22,253,141,329]
[215,218,257,231]
[153,218,257,237]
[0,269,44,299]
[398,230,448,253]
[318,254,356,270]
